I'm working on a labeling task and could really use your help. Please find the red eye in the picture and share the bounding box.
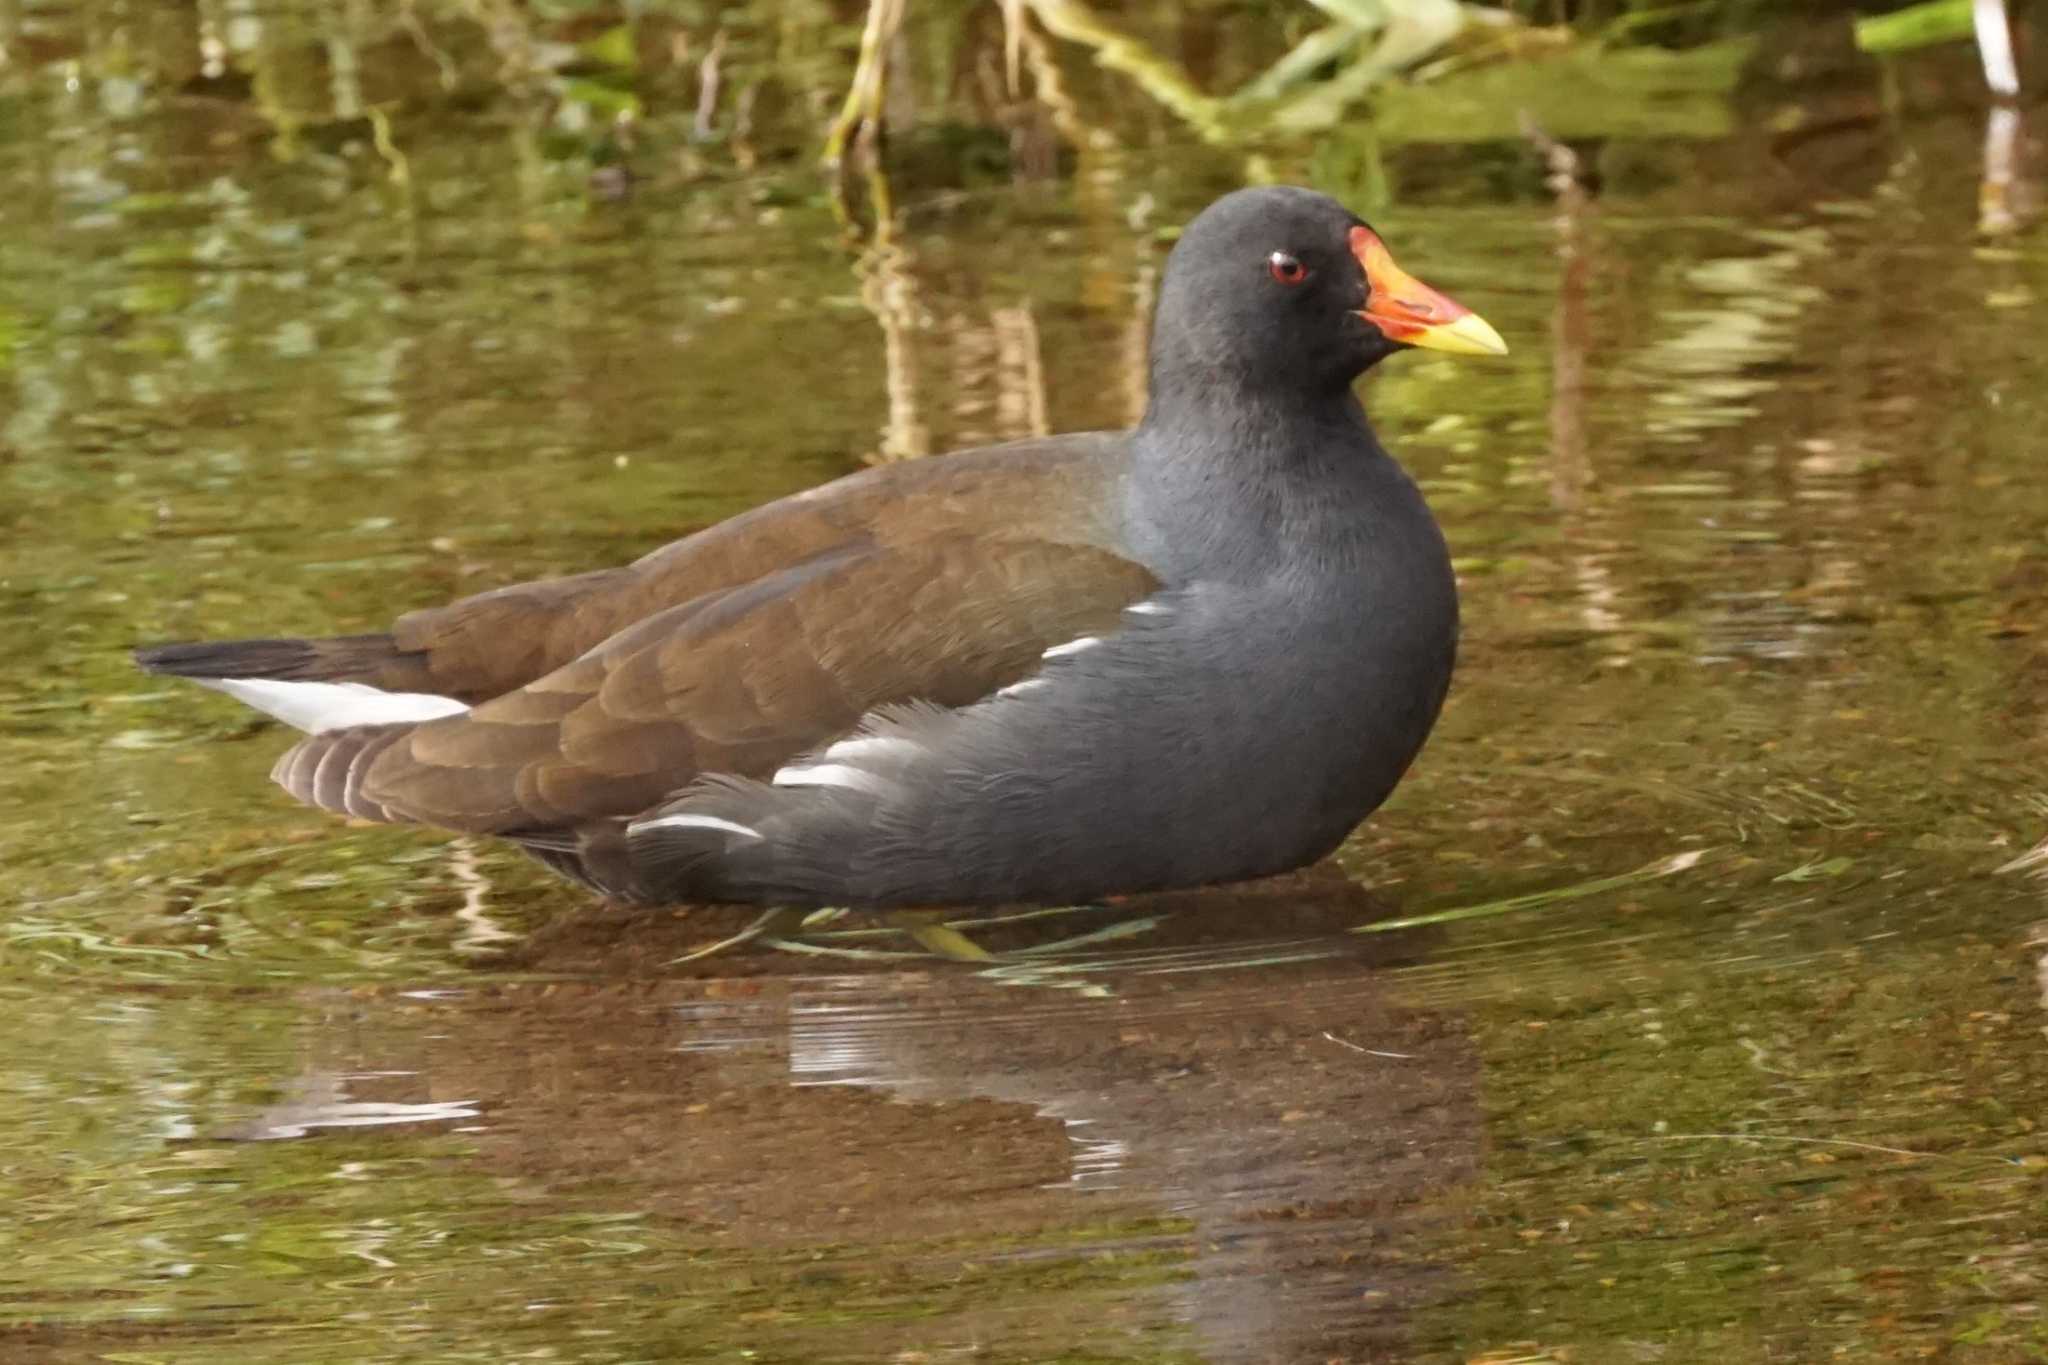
[1268,251,1308,286]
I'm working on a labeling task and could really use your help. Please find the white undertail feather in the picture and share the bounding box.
[196,677,470,733]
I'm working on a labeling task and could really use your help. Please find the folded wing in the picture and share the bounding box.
[273,530,1159,837]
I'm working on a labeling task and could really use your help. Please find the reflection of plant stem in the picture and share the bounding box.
[246,11,305,164]
[1527,116,1626,659]
[822,0,907,169]
[458,0,549,94]
[449,838,518,954]
[946,296,1050,448]
[1972,0,2026,239]
[991,304,1048,439]
[863,139,896,230]
[823,0,909,231]
[506,101,548,213]
[1122,260,1155,427]
[324,2,365,120]
[731,82,760,171]
[859,225,929,462]
[2033,920,2048,1015]
[693,28,727,142]
[365,103,412,190]
[948,313,995,448]
[999,0,1026,95]
[1032,8,1154,427]
[1525,116,1588,510]
[1016,3,1095,151]
[365,102,419,262]
[399,0,460,91]
[1980,105,2028,237]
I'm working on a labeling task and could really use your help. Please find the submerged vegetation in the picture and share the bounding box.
[9,1,2025,229]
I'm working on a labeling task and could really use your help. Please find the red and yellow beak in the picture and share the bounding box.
[1350,226,1507,358]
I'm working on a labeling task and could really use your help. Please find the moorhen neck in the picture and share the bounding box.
[134,185,1506,909]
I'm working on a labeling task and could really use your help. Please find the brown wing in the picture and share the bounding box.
[376,435,1129,702]
[280,530,1159,834]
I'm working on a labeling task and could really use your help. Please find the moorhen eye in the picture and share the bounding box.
[1267,251,1308,286]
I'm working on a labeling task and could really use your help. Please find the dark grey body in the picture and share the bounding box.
[629,394,1457,907]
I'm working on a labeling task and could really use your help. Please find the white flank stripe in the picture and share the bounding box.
[197,677,470,733]
[823,736,918,762]
[1125,601,1171,616]
[996,678,1050,699]
[628,813,763,840]
[772,762,890,794]
[1042,636,1101,660]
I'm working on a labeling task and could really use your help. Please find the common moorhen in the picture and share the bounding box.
[136,186,1505,907]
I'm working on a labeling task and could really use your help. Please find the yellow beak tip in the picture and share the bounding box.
[1416,313,1509,358]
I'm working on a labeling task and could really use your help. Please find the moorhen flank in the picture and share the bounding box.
[135,186,1506,908]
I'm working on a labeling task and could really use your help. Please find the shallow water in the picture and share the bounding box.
[4,3,2048,1361]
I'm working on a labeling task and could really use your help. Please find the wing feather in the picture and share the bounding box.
[279,531,1157,834]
